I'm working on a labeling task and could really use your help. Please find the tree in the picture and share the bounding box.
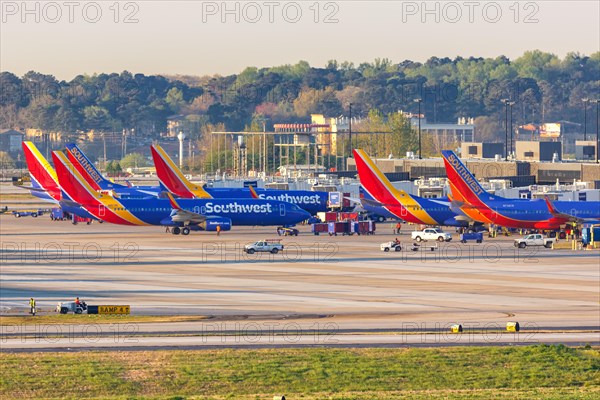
[120,153,148,169]
[0,151,15,168]
[165,87,185,113]
[105,160,122,175]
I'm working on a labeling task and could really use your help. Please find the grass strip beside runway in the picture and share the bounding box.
[1,345,599,399]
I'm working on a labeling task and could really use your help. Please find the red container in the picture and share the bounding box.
[325,212,337,222]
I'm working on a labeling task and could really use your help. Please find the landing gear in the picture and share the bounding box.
[169,226,190,236]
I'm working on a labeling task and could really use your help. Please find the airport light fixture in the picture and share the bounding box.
[508,101,515,157]
[349,102,353,158]
[501,99,509,159]
[414,98,423,159]
[177,131,186,169]
[595,99,600,164]
[582,98,590,141]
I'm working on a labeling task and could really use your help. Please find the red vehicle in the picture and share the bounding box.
[72,215,93,225]
[312,223,329,235]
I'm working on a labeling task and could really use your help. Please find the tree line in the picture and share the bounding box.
[1,50,598,142]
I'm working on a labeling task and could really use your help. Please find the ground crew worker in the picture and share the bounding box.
[395,222,401,234]
[216,225,221,236]
[75,297,80,305]
[29,297,36,316]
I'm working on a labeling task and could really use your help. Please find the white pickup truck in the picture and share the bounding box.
[411,228,452,242]
[244,240,284,254]
[514,234,556,249]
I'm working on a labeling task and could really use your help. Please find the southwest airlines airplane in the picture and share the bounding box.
[150,144,330,215]
[65,143,160,198]
[51,151,310,235]
[441,150,600,229]
[353,149,473,227]
[20,141,96,219]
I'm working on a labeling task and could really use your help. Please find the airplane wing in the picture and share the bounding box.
[164,192,219,224]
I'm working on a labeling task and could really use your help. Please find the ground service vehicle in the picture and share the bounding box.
[277,227,299,236]
[244,240,284,254]
[380,241,402,252]
[460,232,483,243]
[514,234,556,249]
[57,301,88,314]
[12,209,44,218]
[411,228,452,242]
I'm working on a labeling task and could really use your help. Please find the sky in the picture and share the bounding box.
[1,0,599,80]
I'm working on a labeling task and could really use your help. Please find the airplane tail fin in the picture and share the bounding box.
[150,144,212,199]
[353,149,410,206]
[65,143,126,190]
[52,151,146,225]
[21,141,61,201]
[353,149,440,225]
[441,150,496,206]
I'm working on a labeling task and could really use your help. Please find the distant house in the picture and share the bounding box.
[0,129,25,154]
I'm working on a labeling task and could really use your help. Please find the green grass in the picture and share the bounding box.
[0,315,209,326]
[1,345,599,399]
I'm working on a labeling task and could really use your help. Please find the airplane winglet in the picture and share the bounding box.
[248,185,259,199]
[166,192,182,210]
[544,195,559,215]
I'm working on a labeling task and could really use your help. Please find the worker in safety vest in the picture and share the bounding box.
[29,297,36,316]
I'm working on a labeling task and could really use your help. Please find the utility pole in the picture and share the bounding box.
[596,99,600,164]
[414,98,423,159]
[508,101,515,157]
[349,103,353,155]
[501,99,509,159]
[582,98,589,141]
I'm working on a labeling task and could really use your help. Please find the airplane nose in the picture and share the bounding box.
[298,210,311,222]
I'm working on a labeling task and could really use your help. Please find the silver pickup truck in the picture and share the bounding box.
[244,240,284,254]
[514,234,556,249]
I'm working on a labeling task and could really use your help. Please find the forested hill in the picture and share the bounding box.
[1,51,598,135]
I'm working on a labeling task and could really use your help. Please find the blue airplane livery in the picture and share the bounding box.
[442,150,600,229]
[150,144,331,215]
[353,149,474,227]
[52,150,310,235]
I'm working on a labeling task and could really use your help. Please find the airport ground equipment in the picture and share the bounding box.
[244,239,284,254]
[56,301,88,314]
[411,228,452,242]
[460,232,483,243]
[410,242,438,252]
[582,226,600,247]
[12,209,45,218]
[351,220,375,235]
[513,234,556,249]
[277,227,299,236]
[380,241,402,252]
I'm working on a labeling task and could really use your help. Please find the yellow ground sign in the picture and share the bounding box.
[98,305,130,315]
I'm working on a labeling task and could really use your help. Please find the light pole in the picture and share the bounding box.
[501,99,509,159]
[414,98,422,159]
[508,101,515,157]
[596,99,600,164]
[349,102,353,157]
[582,98,589,141]
[177,131,186,169]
